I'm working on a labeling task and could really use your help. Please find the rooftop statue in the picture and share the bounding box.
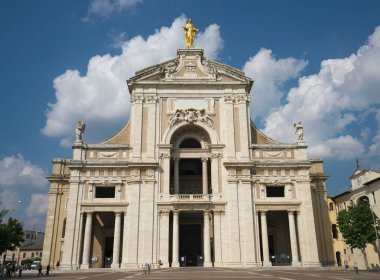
[75,121,86,142]
[294,121,304,143]
[183,18,198,47]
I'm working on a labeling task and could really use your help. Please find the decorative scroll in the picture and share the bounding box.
[97,151,118,159]
[263,151,282,158]
[169,108,213,128]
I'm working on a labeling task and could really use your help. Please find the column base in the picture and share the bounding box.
[213,262,223,267]
[110,263,120,269]
[80,263,90,269]
[58,264,76,270]
[292,261,301,267]
[302,261,321,267]
[203,262,212,267]
[171,261,180,267]
[244,261,261,267]
[262,261,272,267]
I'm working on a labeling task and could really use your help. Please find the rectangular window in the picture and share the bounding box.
[332,224,338,239]
[95,187,115,198]
[266,186,285,197]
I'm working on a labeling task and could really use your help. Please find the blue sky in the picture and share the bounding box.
[1,0,380,230]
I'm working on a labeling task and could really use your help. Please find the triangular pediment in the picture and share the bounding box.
[128,48,252,90]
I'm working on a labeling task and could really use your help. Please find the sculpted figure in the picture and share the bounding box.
[203,60,215,75]
[76,121,86,142]
[166,59,178,77]
[183,18,198,47]
[294,122,304,142]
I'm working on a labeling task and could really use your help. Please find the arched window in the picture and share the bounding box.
[332,224,338,239]
[329,202,334,211]
[357,196,370,207]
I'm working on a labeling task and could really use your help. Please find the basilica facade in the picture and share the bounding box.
[42,47,327,269]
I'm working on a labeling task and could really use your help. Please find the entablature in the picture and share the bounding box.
[80,202,129,213]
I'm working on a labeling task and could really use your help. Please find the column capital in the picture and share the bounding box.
[287,210,295,215]
[260,210,268,215]
[201,157,209,162]
[172,155,180,162]
[115,211,122,216]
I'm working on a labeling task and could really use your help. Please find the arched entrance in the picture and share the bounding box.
[336,251,342,266]
[166,124,214,267]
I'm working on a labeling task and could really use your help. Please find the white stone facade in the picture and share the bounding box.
[42,48,323,269]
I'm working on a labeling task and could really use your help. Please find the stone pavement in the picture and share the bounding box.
[17,267,379,280]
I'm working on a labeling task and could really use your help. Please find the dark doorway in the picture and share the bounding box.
[336,251,342,266]
[268,234,275,260]
[104,237,114,268]
[179,224,202,266]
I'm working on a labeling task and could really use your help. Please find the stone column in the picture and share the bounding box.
[203,211,212,267]
[223,94,236,159]
[174,158,180,194]
[159,211,170,267]
[145,94,157,158]
[210,154,219,194]
[131,93,143,159]
[296,211,303,264]
[172,211,179,267]
[260,211,271,266]
[288,211,301,266]
[236,93,250,160]
[213,211,223,266]
[81,212,93,269]
[120,212,129,268]
[111,212,122,268]
[202,157,208,195]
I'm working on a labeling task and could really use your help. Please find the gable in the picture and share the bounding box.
[128,48,253,91]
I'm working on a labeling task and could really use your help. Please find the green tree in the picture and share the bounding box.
[337,205,379,270]
[0,203,24,264]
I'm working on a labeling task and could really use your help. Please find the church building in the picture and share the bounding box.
[42,23,327,269]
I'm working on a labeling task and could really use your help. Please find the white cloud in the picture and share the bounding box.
[26,194,48,217]
[42,16,223,145]
[254,26,380,159]
[243,48,308,120]
[0,190,20,212]
[83,0,142,21]
[309,135,364,160]
[0,155,48,188]
[369,109,380,156]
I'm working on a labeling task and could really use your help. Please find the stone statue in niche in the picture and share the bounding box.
[294,121,304,142]
[75,121,86,142]
[169,108,213,128]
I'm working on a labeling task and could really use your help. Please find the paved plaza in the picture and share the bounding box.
[18,268,379,280]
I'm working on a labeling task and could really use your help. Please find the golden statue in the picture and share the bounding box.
[183,18,198,47]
